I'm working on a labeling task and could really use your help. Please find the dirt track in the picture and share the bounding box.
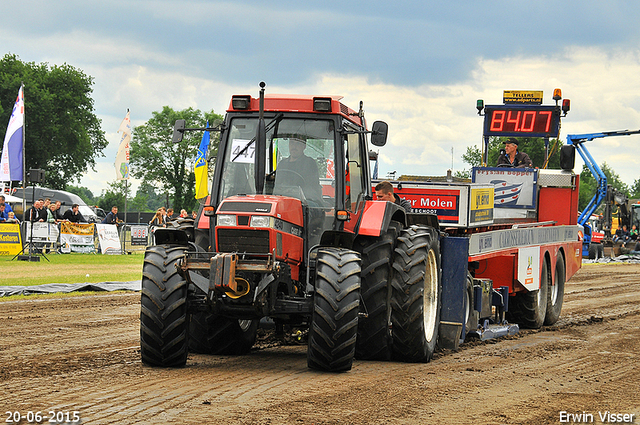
[1,263,640,425]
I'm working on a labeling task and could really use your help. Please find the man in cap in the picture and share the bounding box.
[497,138,533,168]
[274,138,322,202]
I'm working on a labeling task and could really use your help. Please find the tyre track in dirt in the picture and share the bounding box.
[0,264,639,424]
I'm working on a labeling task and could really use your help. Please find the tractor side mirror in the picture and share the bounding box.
[370,121,388,147]
[172,119,186,143]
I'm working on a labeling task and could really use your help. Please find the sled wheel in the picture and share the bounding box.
[544,253,565,326]
[189,313,258,355]
[507,258,549,329]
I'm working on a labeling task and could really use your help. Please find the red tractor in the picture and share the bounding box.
[140,83,442,372]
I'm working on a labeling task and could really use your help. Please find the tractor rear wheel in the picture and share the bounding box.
[189,313,258,355]
[307,248,361,372]
[391,226,442,363]
[353,222,399,360]
[507,258,549,329]
[140,245,190,367]
[544,253,565,325]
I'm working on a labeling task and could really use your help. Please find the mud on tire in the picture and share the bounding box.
[391,225,442,363]
[308,248,361,372]
[140,245,189,367]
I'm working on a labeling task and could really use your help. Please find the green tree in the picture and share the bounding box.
[132,182,165,212]
[97,180,129,211]
[578,162,629,212]
[0,53,108,188]
[457,137,564,179]
[130,106,222,212]
[65,184,96,205]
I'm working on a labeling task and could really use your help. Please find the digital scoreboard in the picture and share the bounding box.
[482,104,561,138]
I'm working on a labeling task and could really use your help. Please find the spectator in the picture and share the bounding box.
[166,208,175,222]
[62,203,86,223]
[613,225,631,243]
[6,211,19,224]
[46,203,57,223]
[26,199,46,222]
[191,210,197,219]
[149,208,166,228]
[0,203,8,222]
[179,209,188,218]
[630,224,638,241]
[50,200,64,221]
[102,206,120,225]
[497,138,533,168]
[374,181,412,212]
[0,195,12,214]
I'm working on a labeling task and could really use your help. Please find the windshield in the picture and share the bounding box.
[219,117,336,207]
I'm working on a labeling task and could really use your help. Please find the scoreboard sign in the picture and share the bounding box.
[483,104,561,138]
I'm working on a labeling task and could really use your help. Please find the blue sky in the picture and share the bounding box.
[2,1,640,197]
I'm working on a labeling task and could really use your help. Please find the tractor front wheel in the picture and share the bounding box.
[307,248,361,372]
[140,245,190,367]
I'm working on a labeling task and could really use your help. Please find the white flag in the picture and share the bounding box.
[0,86,24,182]
[115,110,131,180]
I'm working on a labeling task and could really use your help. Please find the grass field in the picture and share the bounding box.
[2,252,145,286]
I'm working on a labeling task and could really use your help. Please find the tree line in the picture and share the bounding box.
[1,54,638,214]
[0,54,222,213]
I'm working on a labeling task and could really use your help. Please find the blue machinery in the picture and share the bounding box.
[566,129,640,255]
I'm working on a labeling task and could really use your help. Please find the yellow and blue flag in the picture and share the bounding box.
[194,122,210,199]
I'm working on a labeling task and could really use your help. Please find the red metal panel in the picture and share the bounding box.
[475,254,516,290]
[538,186,578,225]
[355,201,387,237]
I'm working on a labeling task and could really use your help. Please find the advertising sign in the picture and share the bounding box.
[59,222,95,254]
[96,224,122,254]
[0,223,22,255]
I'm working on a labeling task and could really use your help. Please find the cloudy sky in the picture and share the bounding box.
[2,1,640,197]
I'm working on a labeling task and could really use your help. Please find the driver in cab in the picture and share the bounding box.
[275,138,322,202]
[497,138,533,168]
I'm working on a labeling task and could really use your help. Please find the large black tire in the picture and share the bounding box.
[588,243,598,260]
[507,258,549,329]
[353,222,400,361]
[308,248,361,372]
[170,217,195,242]
[544,253,565,325]
[189,313,258,355]
[391,226,442,363]
[140,245,190,367]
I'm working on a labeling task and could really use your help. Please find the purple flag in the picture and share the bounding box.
[0,86,24,181]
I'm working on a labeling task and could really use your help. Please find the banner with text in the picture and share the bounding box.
[0,223,22,255]
[59,222,95,253]
[96,224,122,254]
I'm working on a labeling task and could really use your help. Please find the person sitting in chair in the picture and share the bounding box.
[274,138,322,203]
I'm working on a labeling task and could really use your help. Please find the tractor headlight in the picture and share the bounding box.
[250,215,271,228]
[217,214,237,227]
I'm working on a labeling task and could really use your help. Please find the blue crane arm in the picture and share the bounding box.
[567,129,640,226]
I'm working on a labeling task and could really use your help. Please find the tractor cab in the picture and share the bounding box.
[208,93,379,255]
